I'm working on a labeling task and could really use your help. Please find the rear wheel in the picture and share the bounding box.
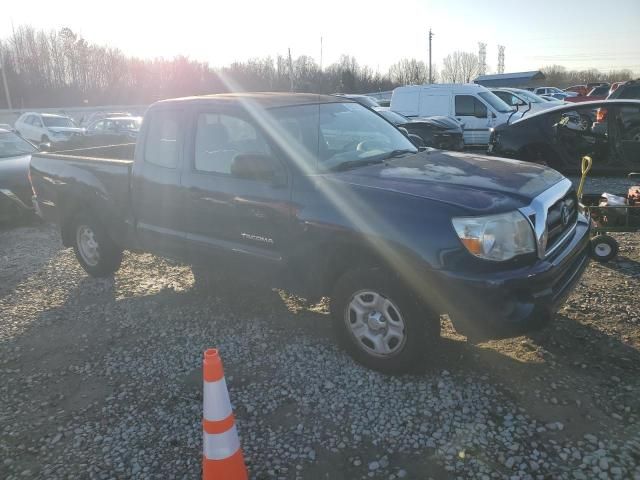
[589,234,618,262]
[72,214,123,276]
[331,267,440,373]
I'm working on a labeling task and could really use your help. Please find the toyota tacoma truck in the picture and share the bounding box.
[30,93,591,373]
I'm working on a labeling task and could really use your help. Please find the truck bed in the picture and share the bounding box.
[30,147,134,246]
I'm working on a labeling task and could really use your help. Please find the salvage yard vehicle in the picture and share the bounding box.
[534,87,577,100]
[31,93,591,373]
[0,128,38,223]
[490,88,561,113]
[374,109,464,151]
[564,85,610,103]
[488,100,640,174]
[391,84,519,146]
[14,112,84,146]
[59,116,142,151]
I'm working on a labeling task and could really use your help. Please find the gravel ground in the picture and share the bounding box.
[1,179,639,479]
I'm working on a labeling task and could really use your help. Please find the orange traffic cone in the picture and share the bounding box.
[202,349,248,480]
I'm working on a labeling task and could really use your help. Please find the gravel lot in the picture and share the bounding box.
[1,177,639,479]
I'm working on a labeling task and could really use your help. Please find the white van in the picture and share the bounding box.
[390,84,518,146]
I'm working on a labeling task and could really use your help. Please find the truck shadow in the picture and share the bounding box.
[597,255,640,277]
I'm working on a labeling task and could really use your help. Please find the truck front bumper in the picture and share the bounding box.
[437,215,591,340]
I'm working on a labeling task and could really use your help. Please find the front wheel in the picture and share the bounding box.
[589,234,618,262]
[331,267,440,373]
[72,214,123,276]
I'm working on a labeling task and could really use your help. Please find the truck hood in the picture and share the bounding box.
[325,150,566,214]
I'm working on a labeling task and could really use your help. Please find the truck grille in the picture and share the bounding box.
[546,190,578,254]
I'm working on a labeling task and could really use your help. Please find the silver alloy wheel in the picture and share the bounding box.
[344,290,406,357]
[594,242,612,257]
[76,225,100,267]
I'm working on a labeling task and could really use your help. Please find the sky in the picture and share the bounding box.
[2,0,639,75]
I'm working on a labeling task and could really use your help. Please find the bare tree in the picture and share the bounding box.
[441,51,479,83]
[388,58,432,85]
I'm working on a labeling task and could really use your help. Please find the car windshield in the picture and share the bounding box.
[512,90,545,104]
[548,87,564,94]
[43,116,75,128]
[271,102,417,172]
[478,91,513,113]
[0,132,37,158]
[378,110,409,125]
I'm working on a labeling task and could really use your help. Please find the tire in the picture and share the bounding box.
[589,234,618,263]
[71,214,123,276]
[330,267,440,373]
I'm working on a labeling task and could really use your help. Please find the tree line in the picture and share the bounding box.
[0,26,635,109]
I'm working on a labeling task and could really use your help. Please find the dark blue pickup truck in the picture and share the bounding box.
[30,93,591,372]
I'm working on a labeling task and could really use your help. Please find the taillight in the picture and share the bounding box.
[596,108,607,123]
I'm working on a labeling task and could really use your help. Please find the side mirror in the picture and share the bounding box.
[230,153,283,183]
[39,142,51,151]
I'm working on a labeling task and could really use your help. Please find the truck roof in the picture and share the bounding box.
[154,92,350,109]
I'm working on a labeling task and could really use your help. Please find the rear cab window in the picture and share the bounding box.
[143,109,182,169]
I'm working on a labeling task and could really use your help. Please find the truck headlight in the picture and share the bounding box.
[452,211,536,261]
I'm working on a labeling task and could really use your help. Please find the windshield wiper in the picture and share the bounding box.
[328,157,387,172]
[328,149,417,172]
[381,149,416,160]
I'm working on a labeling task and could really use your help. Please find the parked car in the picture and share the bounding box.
[374,108,464,150]
[391,84,519,146]
[333,94,380,108]
[15,113,84,146]
[607,79,640,100]
[533,87,577,100]
[488,100,640,173]
[592,81,640,137]
[80,111,133,127]
[564,85,589,97]
[491,88,562,114]
[0,128,38,222]
[30,93,591,373]
[564,85,610,103]
[60,116,143,151]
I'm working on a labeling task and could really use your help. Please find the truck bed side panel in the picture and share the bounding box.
[30,153,134,248]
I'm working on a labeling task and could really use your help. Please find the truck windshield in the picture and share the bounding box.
[43,116,76,128]
[0,132,37,158]
[271,102,417,172]
[478,92,513,113]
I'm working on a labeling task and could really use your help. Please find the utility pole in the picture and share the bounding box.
[428,29,433,84]
[288,48,294,92]
[0,41,12,110]
[320,36,323,71]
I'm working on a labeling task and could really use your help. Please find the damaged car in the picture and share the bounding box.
[488,100,640,173]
